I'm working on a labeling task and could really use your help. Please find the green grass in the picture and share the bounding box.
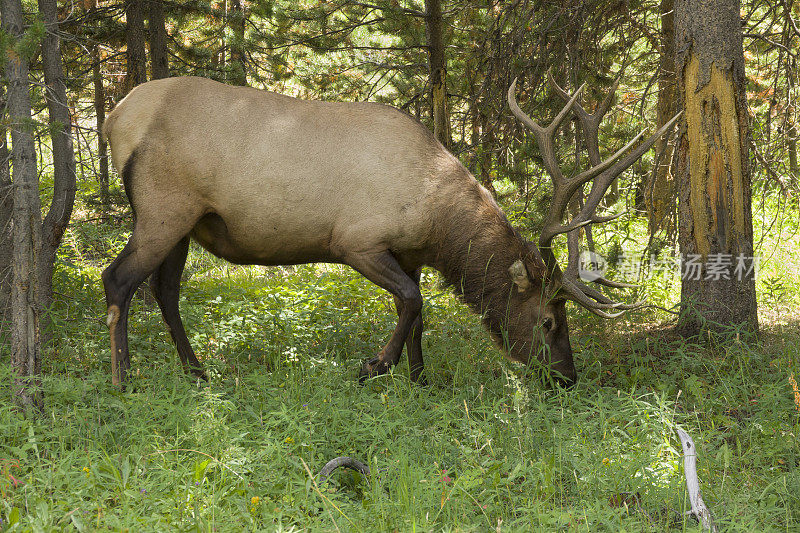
[0,216,799,531]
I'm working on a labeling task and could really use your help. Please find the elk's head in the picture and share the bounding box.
[504,253,575,386]
[505,72,680,386]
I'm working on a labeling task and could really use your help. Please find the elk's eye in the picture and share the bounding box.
[542,318,554,332]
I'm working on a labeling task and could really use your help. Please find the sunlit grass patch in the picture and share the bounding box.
[1,204,799,530]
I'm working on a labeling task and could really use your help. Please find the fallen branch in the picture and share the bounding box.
[676,428,718,532]
[317,456,371,483]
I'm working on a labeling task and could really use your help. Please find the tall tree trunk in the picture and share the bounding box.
[38,0,77,335]
[2,0,43,411]
[789,123,798,185]
[89,0,109,217]
[479,109,494,193]
[0,85,11,337]
[124,0,147,92]
[425,0,450,149]
[228,0,247,85]
[675,0,758,336]
[93,42,110,217]
[148,0,169,79]
[646,0,678,235]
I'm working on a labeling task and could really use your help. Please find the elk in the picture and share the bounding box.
[102,75,676,387]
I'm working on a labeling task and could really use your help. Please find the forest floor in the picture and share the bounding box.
[0,219,798,532]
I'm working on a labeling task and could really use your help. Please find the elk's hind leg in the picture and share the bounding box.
[103,234,174,386]
[102,198,203,386]
[150,236,207,380]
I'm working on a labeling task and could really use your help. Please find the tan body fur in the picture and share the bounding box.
[102,76,575,386]
[106,77,488,270]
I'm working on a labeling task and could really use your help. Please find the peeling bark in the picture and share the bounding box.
[675,0,758,336]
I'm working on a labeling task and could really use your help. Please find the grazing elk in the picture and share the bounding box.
[102,75,677,387]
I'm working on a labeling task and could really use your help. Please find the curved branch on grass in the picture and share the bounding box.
[317,456,371,483]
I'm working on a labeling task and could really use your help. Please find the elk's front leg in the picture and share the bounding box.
[343,251,422,382]
[392,267,426,384]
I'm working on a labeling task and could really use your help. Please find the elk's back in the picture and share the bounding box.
[104,77,477,267]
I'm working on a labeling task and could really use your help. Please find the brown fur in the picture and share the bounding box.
[102,77,576,386]
[430,180,567,366]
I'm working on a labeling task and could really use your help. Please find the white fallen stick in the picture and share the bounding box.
[676,428,718,532]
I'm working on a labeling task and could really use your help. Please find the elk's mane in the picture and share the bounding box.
[432,182,535,343]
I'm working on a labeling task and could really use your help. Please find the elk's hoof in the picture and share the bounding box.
[409,366,428,386]
[358,356,389,383]
[411,374,429,386]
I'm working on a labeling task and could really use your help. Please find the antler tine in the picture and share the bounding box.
[539,128,648,244]
[541,111,682,243]
[508,78,586,202]
[558,277,627,318]
[554,108,680,311]
[591,276,637,290]
[508,77,587,137]
[509,76,676,318]
[547,69,619,167]
[559,274,645,315]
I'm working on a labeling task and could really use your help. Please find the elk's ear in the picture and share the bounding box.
[509,259,531,292]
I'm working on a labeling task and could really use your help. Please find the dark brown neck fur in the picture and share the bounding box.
[431,186,532,341]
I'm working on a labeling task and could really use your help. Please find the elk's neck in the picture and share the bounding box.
[431,189,529,339]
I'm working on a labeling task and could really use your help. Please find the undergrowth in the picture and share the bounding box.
[0,203,798,531]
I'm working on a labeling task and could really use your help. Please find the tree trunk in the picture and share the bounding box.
[228,0,247,85]
[0,85,11,337]
[2,0,43,411]
[789,123,798,185]
[148,0,169,79]
[675,0,758,336]
[479,108,495,193]
[93,42,110,217]
[38,0,77,334]
[646,0,678,235]
[124,0,147,92]
[89,0,109,217]
[425,0,450,149]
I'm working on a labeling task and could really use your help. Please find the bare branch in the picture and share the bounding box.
[676,429,718,533]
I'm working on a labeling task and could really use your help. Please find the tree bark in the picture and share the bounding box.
[646,0,678,235]
[0,84,11,337]
[148,0,169,79]
[2,0,43,411]
[124,0,147,92]
[228,0,247,85]
[38,0,77,333]
[425,0,451,149]
[93,42,110,217]
[479,108,494,193]
[789,123,798,185]
[675,0,758,336]
[88,0,109,216]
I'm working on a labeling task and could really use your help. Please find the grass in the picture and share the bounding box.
[0,213,798,531]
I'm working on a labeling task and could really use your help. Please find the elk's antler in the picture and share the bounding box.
[507,75,680,318]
